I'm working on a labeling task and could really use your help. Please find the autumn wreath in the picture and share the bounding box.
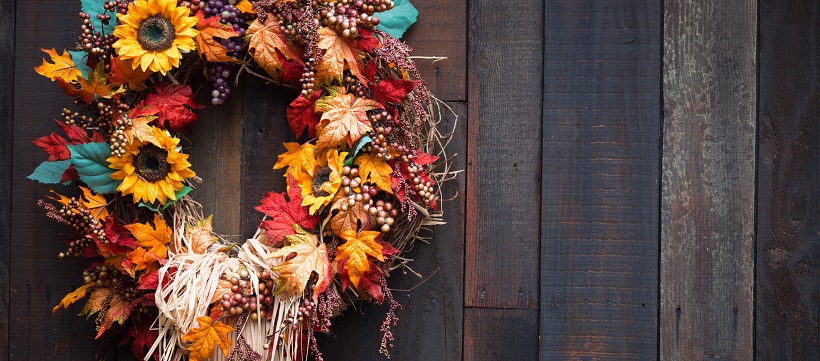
[29,0,455,360]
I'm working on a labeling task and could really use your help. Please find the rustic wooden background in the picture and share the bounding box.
[1,0,819,360]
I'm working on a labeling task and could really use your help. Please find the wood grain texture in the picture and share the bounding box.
[661,1,756,360]
[756,1,820,359]
[10,0,97,359]
[0,0,13,359]
[318,102,465,360]
[464,308,538,361]
[402,0,466,101]
[465,0,543,309]
[540,2,661,359]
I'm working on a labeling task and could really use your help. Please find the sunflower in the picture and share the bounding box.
[295,149,348,215]
[108,127,196,205]
[112,0,198,75]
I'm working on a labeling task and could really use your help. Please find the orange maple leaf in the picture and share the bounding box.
[315,27,364,84]
[186,215,217,254]
[109,56,152,91]
[52,283,94,314]
[315,92,381,149]
[35,48,82,82]
[126,247,163,276]
[60,63,126,102]
[124,214,173,259]
[267,227,332,299]
[334,230,384,288]
[273,142,317,178]
[181,316,234,361]
[329,192,371,236]
[194,12,239,63]
[354,153,393,194]
[235,0,255,13]
[79,186,109,222]
[247,15,303,78]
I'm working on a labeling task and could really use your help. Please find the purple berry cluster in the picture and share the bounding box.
[208,63,233,105]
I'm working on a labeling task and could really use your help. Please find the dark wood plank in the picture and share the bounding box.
[0,0,14,359]
[318,102,465,360]
[402,0,466,102]
[465,0,542,309]
[464,307,538,361]
[11,1,97,359]
[540,2,661,359]
[660,1,756,359]
[757,1,820,359]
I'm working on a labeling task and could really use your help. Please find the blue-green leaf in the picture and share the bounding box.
[138,186,193,211]
[68,51,93,79]
[28,160,71,185]
[81,0,117,35]
[375,0,418,39]
[68,142,119,194]
[344,136,373,166]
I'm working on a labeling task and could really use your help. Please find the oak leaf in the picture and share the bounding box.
[79,186,109,222]
[267,227,331,299]
[315,27,364,84]
[181,316,234,361]
[186,215,217,254]
[247,15,302,78]
[52,283,94,314]
[334,230,384,288]
[286,91,322,138]
[256,175,319,244]
[329,191,371,236]
[355,153,393,194]
[109,56,152,91]
[124,214,173,259]
[143,83,204,132]
[35,48,82,82]
[315,93,381,149]
[194,12,239,62]
[273,142,317,178]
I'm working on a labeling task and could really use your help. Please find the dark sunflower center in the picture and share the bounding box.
[137,15,176,52]
[312,166,332,197]
[134,145,171,182]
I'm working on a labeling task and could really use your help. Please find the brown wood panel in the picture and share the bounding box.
[10,0,97,359]
[0,0,14,359]
[660,1,756,360]
[318,102,465,360]
[540,2,661,359]
[757,1,820,359]
[464,307,538,361]
[465,0,543,309]
[402,0,467,102]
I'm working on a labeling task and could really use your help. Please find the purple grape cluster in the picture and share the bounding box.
[208,63,232,105]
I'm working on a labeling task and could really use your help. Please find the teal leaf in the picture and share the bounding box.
[28,160,71,185]
[375,0,418,39]
[345,136,373,166]
[81,0,117,35]
[68,142,119,194]
[68,51,93,79]
[138,186,193,211]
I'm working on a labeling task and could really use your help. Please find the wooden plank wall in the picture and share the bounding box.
[3,0,820,360]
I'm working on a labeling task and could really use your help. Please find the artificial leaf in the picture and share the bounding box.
[95,293,132,338]
[371,78,419,104]
[75,63,127,101]
[124,114,159,144]
[194,12,239,62]
[351,135,372,159]
[273,142,317,178]
[314,93,381,149]
[126,247,163,275]
[413,151,439,166]
[334,230,384,288]
[236,0,254,13]
[355,153,393,194]
[32,133,70,161]
[267,228,331,299]
[56,120,104,143]
[52,283,94,314]
[122,317,158,361]
[67,142,119,194]
[104,215,138,250]
[79,186,109,222]
[124,214,173,259]
[69,50,93,79]
[181,316,234,361]
[329,192,371,236]
[186,215,217,254]
[35,48,82,82]
[61,165,80,184]
[209,279,233,304]
[375,0,418,38]
[81,0,117,35]
[355,29,380,53]
[143,83,204,132]
[316,27,364,84]
[28,160,71,185]
[277,51,305,87]
[286,91,322,138]
[256,175,319,244]
[247,15,303,78]
[338,258,385,302]
[80,287,111,318]
[109,56,151,91]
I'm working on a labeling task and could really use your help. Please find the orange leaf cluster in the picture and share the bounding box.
[181,316,234,361]
[35,48,82,82]
[194,12,239,62]
[247,14,303,79]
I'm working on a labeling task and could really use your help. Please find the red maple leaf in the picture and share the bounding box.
[143,83,204,133]
[255,175,319,245]
[356,29,380,53]
[120,315,158,361]
[278,51,304,88]
[55,120,104,143]
[338,258,386,302]
[363,59,377,83]
[286,91,322,138]
[371,78,419,104]
[104,215,138,252]
[413,152,439,166]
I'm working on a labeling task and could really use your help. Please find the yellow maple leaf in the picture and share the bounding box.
[315,27,364,85]
[354,153,394,194]
[186,215,217,254]
[267,227,332,298]
[52,283,94,314]
[79,186,109,222]
[123,115,159,145]
[109,56,152,91]
[329,191,371,236]
[181,316,234,361]
[247,15,303,78]
[124,214,173,259]
[273,142,317,178]
[35,48,82,82]
[236,0,255,13]
[334,230,384,288]
[314,93,381,149]
[195,13,239,63]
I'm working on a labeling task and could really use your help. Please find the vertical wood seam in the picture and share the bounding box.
[0,0,16,359]
[657,0,665,359]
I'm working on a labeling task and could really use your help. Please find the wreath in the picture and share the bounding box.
[28,0,455,360]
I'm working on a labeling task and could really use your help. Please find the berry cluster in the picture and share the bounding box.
[208,63,233,105]
[317,0,394,38]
